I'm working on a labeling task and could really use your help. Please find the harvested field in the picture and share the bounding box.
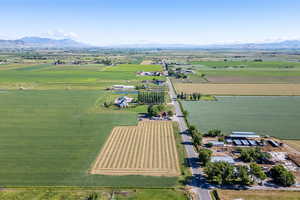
[217,189,300,200]
[174,83,300,95]
[91,121,180,176]
[207,75,300,83]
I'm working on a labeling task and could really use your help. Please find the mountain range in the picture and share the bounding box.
[1,37,300,49]
[109,40,300,49]
[0,37,90,49]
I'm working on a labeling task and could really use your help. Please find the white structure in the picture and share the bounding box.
[229,131,260,138]
[112,85,135,90]
[115,96,133,108]
[211,156,235,164]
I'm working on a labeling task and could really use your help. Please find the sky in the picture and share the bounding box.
[1,0,300,46]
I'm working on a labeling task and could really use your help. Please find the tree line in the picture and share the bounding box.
[138,91,165,105]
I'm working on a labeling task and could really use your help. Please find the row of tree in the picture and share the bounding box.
[204,162,267,186]
[138,91,165,105]
[204,161,295,187]
[177,92,202,101]
[188,125,203,151]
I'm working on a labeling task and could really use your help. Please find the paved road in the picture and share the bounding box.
[166,78,211,200]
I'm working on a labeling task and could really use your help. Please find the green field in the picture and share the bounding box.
[182,96,300,139]
[0,64,164,89]
[0,90,177,187]
[0,188,187,200]
[176,61,300,83]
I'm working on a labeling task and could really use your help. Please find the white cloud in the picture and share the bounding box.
[41,29,79,40]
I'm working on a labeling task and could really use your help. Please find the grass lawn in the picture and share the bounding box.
[182,96,300,139]
[0,90,177,187]
[217,189,300,200]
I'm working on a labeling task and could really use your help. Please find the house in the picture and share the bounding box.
[115,96,133,108]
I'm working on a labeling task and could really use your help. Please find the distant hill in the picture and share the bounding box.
[0,37,90,49]
[107,40,300,49]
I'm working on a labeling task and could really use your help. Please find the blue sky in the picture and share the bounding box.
[1,0,300,45]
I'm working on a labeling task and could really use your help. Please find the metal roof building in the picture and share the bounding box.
[248,140,257,146]
[233,139,242,146]
[229,131,260,138]
[211,156,235,164]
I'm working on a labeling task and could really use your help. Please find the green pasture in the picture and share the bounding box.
[182,96,300,139]
[0,64,164,89]
[0,90,177,187]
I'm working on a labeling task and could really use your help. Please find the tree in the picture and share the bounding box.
[204,162,235,185]
[192,133,203,148]
[269,165,295,187]
[182,110,188,118]
[204,129,222,137]
[167,110,174,117]
[206,143,213,148]
[198,149,212,166]
[236,166,252,185]
[239,147,270,164]
[250,163,267,181]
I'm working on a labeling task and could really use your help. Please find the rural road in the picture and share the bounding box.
[166,78,211,200]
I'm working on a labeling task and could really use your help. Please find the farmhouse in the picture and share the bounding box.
[115,96,133,108]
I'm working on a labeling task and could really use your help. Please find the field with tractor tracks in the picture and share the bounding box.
[91,121,180,176]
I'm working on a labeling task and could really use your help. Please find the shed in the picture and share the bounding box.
[211,156,235,164]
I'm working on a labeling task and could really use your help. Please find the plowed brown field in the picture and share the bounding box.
[91,121,180,176]
[174,83,300,95]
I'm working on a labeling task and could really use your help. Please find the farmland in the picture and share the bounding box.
[91,121,180,176]
[174,83,300,95]
[217,190,300,200]
[0,90,178,187]
[0,63,163,90]
[182,96,300,139]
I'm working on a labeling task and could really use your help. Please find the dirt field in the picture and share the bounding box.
[174,83,300,95]
[91,121,180,176]
[284,140,300,152]
[217,190,300,200]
